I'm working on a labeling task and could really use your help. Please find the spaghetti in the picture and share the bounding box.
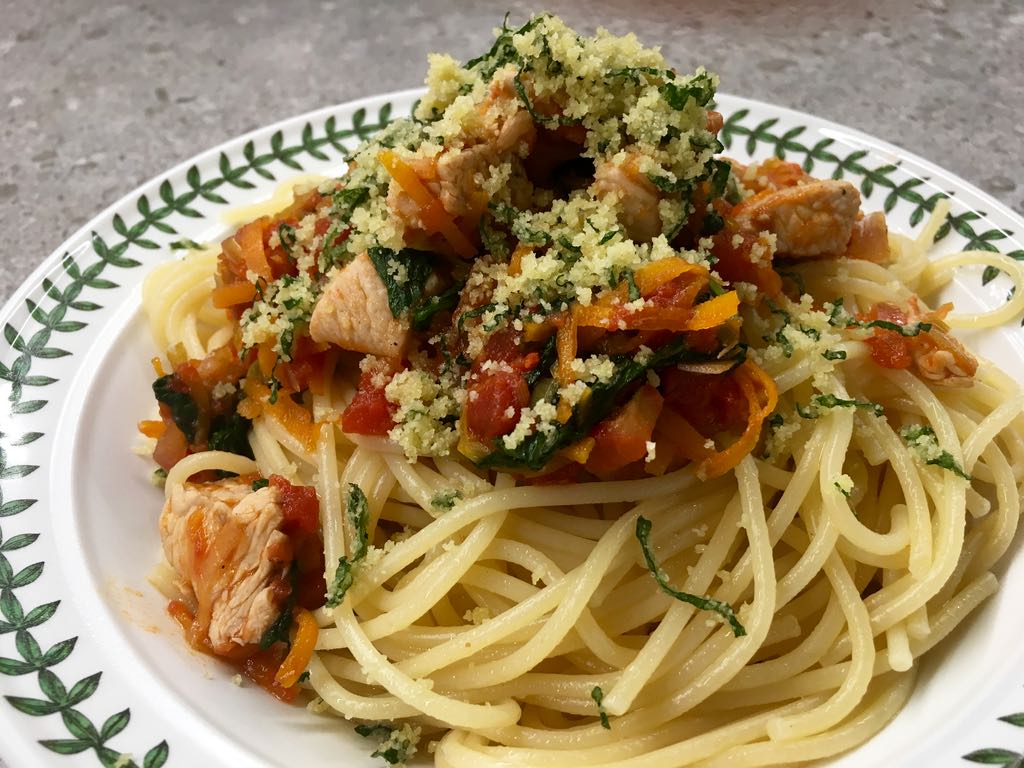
[140,14,1024,767]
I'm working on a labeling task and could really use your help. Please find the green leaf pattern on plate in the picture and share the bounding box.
[0,103,392,766]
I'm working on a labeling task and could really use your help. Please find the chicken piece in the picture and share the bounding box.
[732,180,861,258]
[844,212,891,264]
[436,144,493,219]
[160,478,292,654]
[731,156,812,195]
[309,251,410,358]
[593,154,663,242]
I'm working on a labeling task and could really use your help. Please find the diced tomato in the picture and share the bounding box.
[342,385,396,436]
[711,220,783,297]
[586,385,664,476]
[464,330,533,442]
[269,475,319,539]
[465,370,530,441]
[153,420,189,470]
[293,536,327,611]
[660,366,748,437]
[860,302,913,370]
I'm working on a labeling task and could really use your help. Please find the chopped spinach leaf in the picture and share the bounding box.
[152,374,200,443]
[412,284,463,332]
[525,334,557,389]
[659,70,716,110]
[480,338,737,471]
[822,349,847,361]
[636,516,746,636]
[208,411,254,458]
[367,247,435,319]
[251,478,270,491]
[707,159,732,199]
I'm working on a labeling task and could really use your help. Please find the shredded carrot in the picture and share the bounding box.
[634,259,706,296]
[563,437,595,464]
[138,419,166,439]
[150,357,166,377]
[696,361,778,480]
[556,312,578,387]
[684,291,740,331]
[257,342,277,378]
[212,281,257,308]
[274,608,318,687]
[523,321,555,343]
[378,150,476,258]
[508,244,531,277]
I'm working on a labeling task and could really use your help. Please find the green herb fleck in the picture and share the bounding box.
[797,394,884,419]
[900,425,972,480]
[430,489,463,512]
[636,516,746,636]
[325,484,371,608]
[251,478,270,491]
[591,686,611,729]
[354,722,418,766]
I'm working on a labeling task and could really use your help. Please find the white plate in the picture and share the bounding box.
[1,90,1023,768]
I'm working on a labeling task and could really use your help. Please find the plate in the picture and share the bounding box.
[1,89,1023,768]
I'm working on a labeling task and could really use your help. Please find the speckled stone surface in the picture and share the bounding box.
[2,0,1023,307]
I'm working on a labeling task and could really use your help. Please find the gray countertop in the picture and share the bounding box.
[2,0,1023,309]
[0,1,1022,765]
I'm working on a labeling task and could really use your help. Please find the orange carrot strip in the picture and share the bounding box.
[257,342,277,378]
[150,357,166,377]
[378,150,476,258]
[212,281,257,308]
[138,420,166,439]
[697,360,777,480]
[556,312,578,387]
[683,291,740,331]
[274,608,318,687]
[634,259,706,296]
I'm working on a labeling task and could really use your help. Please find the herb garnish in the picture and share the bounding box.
[354,723,418,767]
[430,489,463,512]
[796,394,884,420]
[900,425,972,480]
[591,686,611,729]
[635,516,746,637]
[325,484,371,608]
[251,478,270,491]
